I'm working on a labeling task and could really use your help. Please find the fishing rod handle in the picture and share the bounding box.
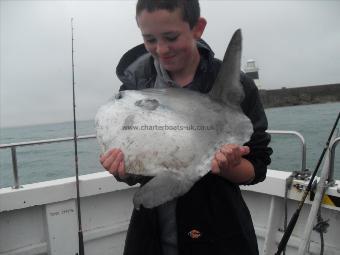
[275,209,300,255]
[78,231,85,255]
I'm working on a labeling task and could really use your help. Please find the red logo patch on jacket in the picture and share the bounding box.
[188,229,202,239]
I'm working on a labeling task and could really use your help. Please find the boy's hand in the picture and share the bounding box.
[100,148,127,179]
[211,144,252,182]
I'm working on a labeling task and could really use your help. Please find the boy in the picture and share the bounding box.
[100,1,272,254]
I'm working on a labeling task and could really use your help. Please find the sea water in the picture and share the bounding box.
[0,102,339,188]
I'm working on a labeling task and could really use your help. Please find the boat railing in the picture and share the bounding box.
[0,135,96,189]
[267,130,307,172]
[1,130,337,190]
[329,136,340,186]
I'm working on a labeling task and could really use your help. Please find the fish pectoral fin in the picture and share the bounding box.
[133,171,197,209]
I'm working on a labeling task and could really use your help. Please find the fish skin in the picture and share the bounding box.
[95,29,253,208]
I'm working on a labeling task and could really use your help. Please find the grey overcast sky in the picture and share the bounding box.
[1,0,340,128]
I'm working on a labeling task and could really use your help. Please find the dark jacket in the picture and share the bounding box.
[116,40,272,255]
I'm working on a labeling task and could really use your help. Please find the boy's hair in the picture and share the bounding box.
[136,0,200,29]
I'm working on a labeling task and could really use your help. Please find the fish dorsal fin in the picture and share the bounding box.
[209,29,244,106]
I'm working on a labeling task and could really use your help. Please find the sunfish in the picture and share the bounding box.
[95,29,253,208]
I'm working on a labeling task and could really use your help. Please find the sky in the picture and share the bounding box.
[1,0,340,128]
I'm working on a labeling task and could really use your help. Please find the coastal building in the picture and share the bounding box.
[244,59,261,88]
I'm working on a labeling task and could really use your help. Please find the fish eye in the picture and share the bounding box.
[135,99,159,111]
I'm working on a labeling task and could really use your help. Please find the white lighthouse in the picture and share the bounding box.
[244,59,261,89]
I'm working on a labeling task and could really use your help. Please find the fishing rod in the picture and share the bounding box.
[71,17,85,255]
[275,111,340,255]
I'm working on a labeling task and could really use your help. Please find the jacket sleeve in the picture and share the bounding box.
[240,73,272,184]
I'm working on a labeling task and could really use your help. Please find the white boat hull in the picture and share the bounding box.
[1,169,340,255]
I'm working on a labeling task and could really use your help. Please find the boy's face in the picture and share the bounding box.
[137,8,205,75]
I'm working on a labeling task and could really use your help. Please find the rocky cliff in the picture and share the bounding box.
[259,83,340,108]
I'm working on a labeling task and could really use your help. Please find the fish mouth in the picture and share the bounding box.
[115,91,122,99]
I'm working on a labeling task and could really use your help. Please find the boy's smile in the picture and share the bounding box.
[137,8,206,82]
